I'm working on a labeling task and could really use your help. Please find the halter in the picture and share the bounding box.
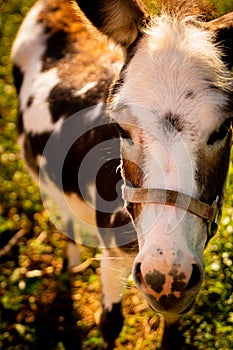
[122,186,222,237]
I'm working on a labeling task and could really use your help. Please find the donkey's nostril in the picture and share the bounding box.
[185,264,201,291]
[134,262,143,287]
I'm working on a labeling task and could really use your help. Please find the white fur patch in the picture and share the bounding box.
[84,102,105,122]
[11,2,47,73]
[12,2,62,135]
[21,68,61,134]
[75,81,97,96]
[101,248,135,310]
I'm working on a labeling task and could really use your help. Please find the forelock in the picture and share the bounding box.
[143,16,232,91]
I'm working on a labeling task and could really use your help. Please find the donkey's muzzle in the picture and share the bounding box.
[133,251,203,314]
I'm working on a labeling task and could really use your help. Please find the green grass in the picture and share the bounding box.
[0,1,233,349]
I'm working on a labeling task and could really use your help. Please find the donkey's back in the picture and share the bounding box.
[12,0,126,248]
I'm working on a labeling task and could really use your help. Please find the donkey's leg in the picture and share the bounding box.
[161,316,180,350]
[100,247,135,350]
[162,315,194,350]
[65,219,80,270]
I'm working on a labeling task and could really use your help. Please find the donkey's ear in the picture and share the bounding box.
[205,12,233,70]
[74,0,149,48]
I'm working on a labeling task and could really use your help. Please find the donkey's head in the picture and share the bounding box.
[75,0,233,315]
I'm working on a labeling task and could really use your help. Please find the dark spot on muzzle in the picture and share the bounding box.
[145,269,166,293]
[147,293,182,313]
[159,294,180,309]
[169,264,186,292]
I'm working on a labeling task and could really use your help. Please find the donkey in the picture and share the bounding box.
[12,0,233,349]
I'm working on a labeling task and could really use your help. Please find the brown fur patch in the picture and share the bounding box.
[123,160,144,189]
[38,0,84,34]
[122,159,144,221]
[37,0,122,95]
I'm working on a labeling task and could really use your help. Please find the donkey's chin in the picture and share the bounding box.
[145,291,198,315]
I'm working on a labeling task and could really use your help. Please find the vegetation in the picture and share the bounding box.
[0,0,232,349]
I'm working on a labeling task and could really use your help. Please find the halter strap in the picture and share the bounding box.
[122,186,220,222]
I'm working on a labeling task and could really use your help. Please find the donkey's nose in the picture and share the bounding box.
[132,252,203,313]
[134,261,201,293]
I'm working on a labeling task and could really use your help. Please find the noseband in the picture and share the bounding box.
[122,186,222,237]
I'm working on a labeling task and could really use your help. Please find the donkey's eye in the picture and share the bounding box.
[115,124,134,145]
[207,118,232,145]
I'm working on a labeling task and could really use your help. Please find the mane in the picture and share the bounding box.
[151,0,216,20]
